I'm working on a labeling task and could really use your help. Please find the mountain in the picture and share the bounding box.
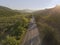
[0,6,20,16]
[14,9,34,14]
[34,5,60,16]
[34,5,60,29]
[34,5,60,45]
[20,9,33,13]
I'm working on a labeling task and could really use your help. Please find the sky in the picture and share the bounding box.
[0,0,60,10]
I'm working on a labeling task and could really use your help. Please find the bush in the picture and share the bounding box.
[2,36,20,45]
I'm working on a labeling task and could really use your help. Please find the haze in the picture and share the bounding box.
[0,0,60,10]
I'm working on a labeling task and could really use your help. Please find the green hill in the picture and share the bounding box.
[0,6,30,45]
[34,5,60,45]
[0,6,21,16]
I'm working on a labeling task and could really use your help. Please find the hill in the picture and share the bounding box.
[0,6,21,16]
[0,6,30,45]
[34,5,60,16]
[34,5,60,45]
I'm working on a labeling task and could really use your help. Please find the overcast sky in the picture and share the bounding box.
[0,0,60,10]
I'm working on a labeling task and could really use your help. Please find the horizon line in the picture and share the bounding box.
[0,5,57,10]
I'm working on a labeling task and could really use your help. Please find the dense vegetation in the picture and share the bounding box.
[0,6,31,45]
[34,6,60,45]
[1,5,60,45]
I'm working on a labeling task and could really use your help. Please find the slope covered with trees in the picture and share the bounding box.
[0,6,30,45]
[34,5,60,45]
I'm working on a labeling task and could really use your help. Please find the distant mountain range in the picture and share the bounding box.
[0,5,60,16]
[14,9,35,14]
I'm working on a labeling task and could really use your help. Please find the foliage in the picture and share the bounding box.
[0,6,30,45]
[34,6,60,45]
[2,36,20,45]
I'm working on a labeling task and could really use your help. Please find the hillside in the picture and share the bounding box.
[0,6,30,45]
[34,5,60,16]
[34,5,60,45]
[0,6,21,16]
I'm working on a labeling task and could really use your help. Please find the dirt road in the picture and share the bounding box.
[21,16,41,45]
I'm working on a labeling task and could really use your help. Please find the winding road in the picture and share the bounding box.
[21,16,41,45]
